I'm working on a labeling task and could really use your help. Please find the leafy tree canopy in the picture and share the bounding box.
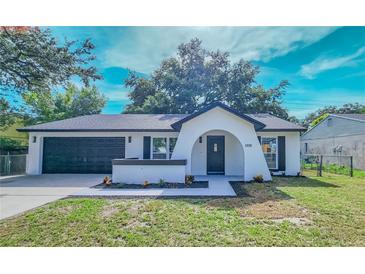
[0,137,24,152]
[0,26,102,129]
[0,27,101,94]
[303,103,365,128]
[22,84,107,125]
[124,38,292,120]
[0,97,17,130]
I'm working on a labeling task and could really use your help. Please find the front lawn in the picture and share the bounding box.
[0,171,364,246]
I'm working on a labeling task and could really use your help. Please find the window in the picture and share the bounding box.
[213,143,218,152]
[169,138,177,159]
[261,137,277,169]
[32,136,37,143]
[305,143,308,153]
[152,138,167,159]
[151,137,178,159]
[128,136,132,143]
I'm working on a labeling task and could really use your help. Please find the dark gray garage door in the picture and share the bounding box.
[42,137,125,174]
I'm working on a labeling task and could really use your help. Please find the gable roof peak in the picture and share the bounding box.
[170,102,266,131]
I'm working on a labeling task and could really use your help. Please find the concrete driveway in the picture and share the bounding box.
[0,174,105,220]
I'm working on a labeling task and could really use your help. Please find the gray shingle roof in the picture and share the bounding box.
[18,114,189,132]
[18,109,305,132]
[331,114,365,122]
[246,113,306,131]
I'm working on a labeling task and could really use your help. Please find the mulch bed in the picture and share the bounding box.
[228,181,250,197]
[93,181,208,189]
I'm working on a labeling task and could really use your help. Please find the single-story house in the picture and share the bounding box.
[18,102,305,183]
[301,114,365,170]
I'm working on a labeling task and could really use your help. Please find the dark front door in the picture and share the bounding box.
[207,136,225,175]
[42,137,125,174]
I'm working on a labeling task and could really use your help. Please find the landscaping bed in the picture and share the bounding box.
[93,181,208,189]
[228,181,250,197]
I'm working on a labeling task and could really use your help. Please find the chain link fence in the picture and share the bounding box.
[301,154,353,177]
[0,154,26,176]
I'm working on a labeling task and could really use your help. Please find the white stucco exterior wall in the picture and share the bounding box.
[172,107,272,181]
[191,130,244,176]
[112,165,185,184]
[257,131,301,176]
[26,131,179,175]
[26,133,43,175]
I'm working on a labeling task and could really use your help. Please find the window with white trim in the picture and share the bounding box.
[152,138,167,159]
[151,137,178,159]
[261,137,277,169]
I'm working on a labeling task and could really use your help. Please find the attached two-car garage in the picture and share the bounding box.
[42,137,125,174]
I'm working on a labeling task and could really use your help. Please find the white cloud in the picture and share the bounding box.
[300,47,365,79]
[105,90,130,101]
[96,81,130,102]
[103,27,336,73]
[284,88,365,118]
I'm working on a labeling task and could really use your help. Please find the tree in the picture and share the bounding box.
[124,38,291,120]
[0,26,102,128]
[0,27,101,94]
[22,84,107,124]
[0,97,17,130]
[302,103,365,128]
[0,137,24,153]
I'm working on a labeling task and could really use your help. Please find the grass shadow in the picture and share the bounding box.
[272,176,340,188]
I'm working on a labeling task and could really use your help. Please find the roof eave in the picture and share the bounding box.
[171,102,266,131]
[257,128,307,132]
[16,128,178,133]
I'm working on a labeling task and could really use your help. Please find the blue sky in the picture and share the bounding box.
[50,27,365,119]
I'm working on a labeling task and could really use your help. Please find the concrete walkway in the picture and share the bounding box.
[72,175,238,197]
[0,174,105,220]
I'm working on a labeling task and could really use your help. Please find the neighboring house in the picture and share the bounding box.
[301,114,365,170]
[18,102,305,183]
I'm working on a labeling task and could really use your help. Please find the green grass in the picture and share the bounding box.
[1,171,364,246]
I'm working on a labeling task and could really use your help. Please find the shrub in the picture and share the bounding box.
[185,175,194,185]
[0,137,23,151]
[253,175,264,183]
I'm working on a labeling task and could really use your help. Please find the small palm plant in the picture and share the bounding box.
[103,176,112,186]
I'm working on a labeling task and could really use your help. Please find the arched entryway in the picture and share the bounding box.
[171,105,272,181]
[191,130,244,176]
